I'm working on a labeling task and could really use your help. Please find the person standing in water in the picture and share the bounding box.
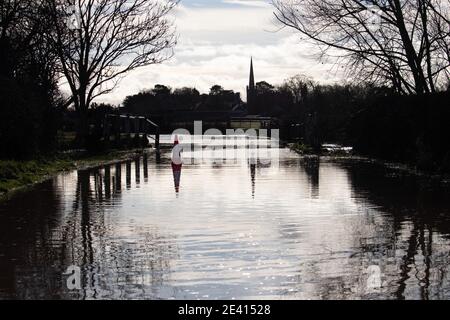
[171,135,183,193]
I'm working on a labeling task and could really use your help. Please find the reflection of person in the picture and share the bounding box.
[171,135,183,193]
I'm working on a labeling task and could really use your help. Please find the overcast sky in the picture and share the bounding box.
[99,0,344,105]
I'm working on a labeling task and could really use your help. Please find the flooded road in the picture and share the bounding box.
[1,136,450,300]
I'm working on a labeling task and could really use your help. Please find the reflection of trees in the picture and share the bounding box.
[341,160,450,300]
[93,225,179,299]
[391,221,432,299]
[395,225,419,300]
[0,156,178,299]
[283,160,450,300]
[63,161,178,299]
[300,157,320,199]
[0,179,63,299]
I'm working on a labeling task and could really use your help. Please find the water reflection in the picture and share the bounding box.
[143,154,149,182]
[337,159,450,300]
[172,168,181,194]
[114,163,122,193]
[135,159,141,186]
[0,159,178,300]
[126,161,132,190]
[250,163,256,198]
[171,137,183,194]
[300,157,320,199]
[0,145,450,300]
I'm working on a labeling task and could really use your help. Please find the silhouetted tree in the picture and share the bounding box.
[255,81,275,94]
[153,84,172,97]
[173,87,200,109]
[253,81,293,117]
[0,0,61,158]
[210,85,224,95]
[47,0,179,145]
[122,84,242,115]
[280,74,316,104]
[273,0,450,94]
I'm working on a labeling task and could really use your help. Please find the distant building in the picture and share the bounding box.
[229,116,273,130]
[121,57,277,131]
[246,57,257,114]
[240,57,277,130]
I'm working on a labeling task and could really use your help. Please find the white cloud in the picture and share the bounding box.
[173,3,275,39]
[95,3,344,105]
[221,0,271,8]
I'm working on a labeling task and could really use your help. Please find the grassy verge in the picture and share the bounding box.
[0,149,151,200]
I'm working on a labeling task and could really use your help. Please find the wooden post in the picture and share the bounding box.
[104,113,162,151]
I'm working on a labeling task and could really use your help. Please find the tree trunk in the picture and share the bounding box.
[419,0,436,93]
[392,0,429,94]
[76,93,89,148]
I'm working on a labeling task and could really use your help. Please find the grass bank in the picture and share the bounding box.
[0,149,152,200]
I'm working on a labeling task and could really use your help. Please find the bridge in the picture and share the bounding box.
[103,114,160,153]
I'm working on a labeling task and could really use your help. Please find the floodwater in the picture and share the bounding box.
[1,136,450,300]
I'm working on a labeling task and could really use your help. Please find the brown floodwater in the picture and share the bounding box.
[1,137,450,300]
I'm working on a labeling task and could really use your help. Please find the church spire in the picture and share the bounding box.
[247,57,257,114]
[249,57,255,90]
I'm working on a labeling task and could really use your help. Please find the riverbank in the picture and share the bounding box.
[287,141,450,182]
[0,148,154,201]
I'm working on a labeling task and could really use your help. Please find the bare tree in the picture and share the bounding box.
[1,1,63,156]
[1,1,48,76]
[0,0,60,102]
[280,74,316,104]
[48,0,178,142]
[272,0,450,94]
